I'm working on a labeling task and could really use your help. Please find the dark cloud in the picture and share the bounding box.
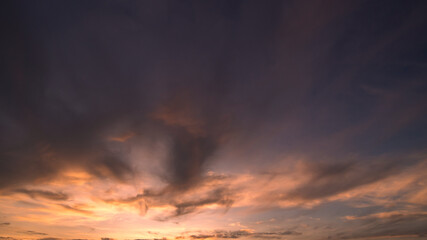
[172,188,233,218]
[260,231,302,236]
[189,230,302,239]
[0,0,236,191]
[190,235,214,239]
[334,211,427,239]
[104,173,234,219]
[214,230,251,239]
[14,200,46,208]
[22,231,48,236]
[59,204,93,215]
[13,189,68,201]
[284,159,405,201]
[0,222,10,226]
[167,128,218,190]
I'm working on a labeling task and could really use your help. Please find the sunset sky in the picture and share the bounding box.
[1,1,427,240]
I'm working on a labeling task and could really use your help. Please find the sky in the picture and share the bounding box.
[1,0,427,240]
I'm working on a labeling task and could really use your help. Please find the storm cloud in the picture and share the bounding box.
[1,1,427,240]
[2,0,427,191]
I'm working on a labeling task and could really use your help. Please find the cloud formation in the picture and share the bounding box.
[284,159,403,201]
[187,229,302,239]
[13,189,68,201]
[22,231,48,236]
[1,1,427,240]
[104,174,235,219]
[336,211,427,239]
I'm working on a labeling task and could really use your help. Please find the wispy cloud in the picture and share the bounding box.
[187,229,302,239]
[22,230,48,236]
[13,189,69,201]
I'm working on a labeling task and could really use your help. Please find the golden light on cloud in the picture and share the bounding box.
[2,156,427,239]
[108,133,136,143]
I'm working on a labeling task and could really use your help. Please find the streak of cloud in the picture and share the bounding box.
[22,231,48,236]
[13,189,68,201]
[188,229,302,239]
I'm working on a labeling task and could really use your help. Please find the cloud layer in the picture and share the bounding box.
[1,1,427,240]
